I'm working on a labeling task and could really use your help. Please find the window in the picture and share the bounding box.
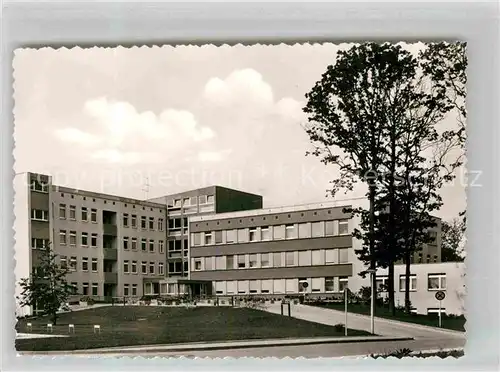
[204,232,213,245]
[158,218,164,231]
[147,217,154,230]
[141,216,147,229]
[59,230,67,245]
[158,262,164,275]
[123,213,129,227]
[159,240,164,254]
[131,260,137,274]
[69,257,77,271]
[248,228,258,242]
[31,238,49,249]
[91,258,98,272]
[189,196,197,206]
[325,249,338,264]
[226,281,235,294]
[226,255,234,270]
[237,255,246,269]
[149,262,155,274]
[325,221,334,236]
[82,257,89,271]
[60,255,67,269]
[311,222,325,237]
[207,195,214,204]
[298,223,311,238]
[299,278,308,292]
[174,199,182,207]
[194,259,202,271]
[141,261,147,274]
[149,239,155,253]
[30,179,49,192]
[261,253,270,267]
[92,283,98,296]
[285,252,295,266]
[205,257,213,271]
[399,274,417,291]
[82,283,89,296]
[312,278,322,292]
[131,215,137,228]
[237,280,248,294]
[376,276,388,292]
[31,209,49,221]
[312,250,322,265]
[59,204,66,219]
[273,279,285,294]
[273,252,282,267]
[339,248,349,263]
[325,276,335,292]
[91,208,97,223]
[123,237,129,250]
[123,260,130,273]
[261,226,271,241]
[91,233,98,248]
[273,225,285,240]
[141,238,147,252]
[433,255,438,263]
[338,219,349,235]
[428,274,446,291]
[427,308,446,315]
[81,232,88,247]
[226,229,237,243]
[215,256,225,270]
[261,280,272,294]
[339,277,349,292]
[192,233,201,246]
[131,238,137,250]
[199,195,207,204]
[249,254,258,268]
[124,284,130,296]
[285,279,296,293]
[69,231,77,246]
[215,230,223,244]
[182,197,190,207]
[81,207,88,221]
[70,282,78,295]
[237,228,248,243]
[69,206,76,220]
[285,224,297,239]
[249,280,259,294]
[132,284,138,296]
[298,250,311,266]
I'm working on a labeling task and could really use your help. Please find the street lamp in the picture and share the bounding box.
[366,268,377,334]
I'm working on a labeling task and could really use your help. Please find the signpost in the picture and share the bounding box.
[344,287,348,336]
[302,282,308,303]
[435,291,446,328]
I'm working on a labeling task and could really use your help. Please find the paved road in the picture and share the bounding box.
[264,304,465,340]
[41,337,464,358]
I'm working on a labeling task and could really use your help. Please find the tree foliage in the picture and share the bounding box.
[17,244,73,324]
[441,218,465,262]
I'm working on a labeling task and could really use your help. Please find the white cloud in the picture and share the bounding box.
[53,127,101,146]
[197,149,232,162]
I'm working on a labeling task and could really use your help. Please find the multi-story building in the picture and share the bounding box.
[15,172,450,316]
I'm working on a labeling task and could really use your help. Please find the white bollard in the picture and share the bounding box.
[26,323,32,332]
[47,323,53,333]
[68,324,75,333]
[93,324,101,334]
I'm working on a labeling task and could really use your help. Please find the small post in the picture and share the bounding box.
[281,303,284,315]
[68,324,75,333]
[26,323,32,332]
[47,323,53,333]
[439,300,442,328]
[344,287,348,336]
[287,302,291,317]
[93,324,101,334]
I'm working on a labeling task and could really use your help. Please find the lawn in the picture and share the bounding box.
[309,302,465,332]
[16,306,370,351]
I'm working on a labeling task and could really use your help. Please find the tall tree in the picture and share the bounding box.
[17,244,73,325]
[441,218,465,262]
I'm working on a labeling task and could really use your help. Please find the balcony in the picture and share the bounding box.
[103,248,118,260]
[104,272,118,283]
[103,224,117,236]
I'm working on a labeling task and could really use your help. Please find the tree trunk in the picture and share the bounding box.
[404,252,412,313]
[368,184,376,317]
[52,312,57,326]
[388,262,395,315]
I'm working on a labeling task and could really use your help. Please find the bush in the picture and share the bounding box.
[80,296,95,305]
[371,348,464,359]
[333,323,345,333]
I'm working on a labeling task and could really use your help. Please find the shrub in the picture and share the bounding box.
[333,323,345,333]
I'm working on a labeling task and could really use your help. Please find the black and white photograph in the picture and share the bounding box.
[13,41,467,359]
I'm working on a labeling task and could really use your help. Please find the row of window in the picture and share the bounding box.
[123,260,164,275]
[69,282,100,296]
[31,209,49,221]
[193,248,350,271]
[376,273,447,292]
[58,230,165,253]
[191,220,349,247]
[168,261,189,274]
[60,256,99,272]
[209,277,349,295]
[169,195,214,208]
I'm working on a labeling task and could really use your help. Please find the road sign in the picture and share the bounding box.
[435,291,446,301]
[302,282,309,288]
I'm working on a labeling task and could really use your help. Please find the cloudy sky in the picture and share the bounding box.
[13,43,466,221]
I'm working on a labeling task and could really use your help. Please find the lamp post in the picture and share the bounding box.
[366,268,376,334]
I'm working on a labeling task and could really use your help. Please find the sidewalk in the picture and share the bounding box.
[18,335,412,355]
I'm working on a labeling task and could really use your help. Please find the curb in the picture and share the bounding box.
[18,336,414,355]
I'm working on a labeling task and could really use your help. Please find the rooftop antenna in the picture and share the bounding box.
[142,177,150,200]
